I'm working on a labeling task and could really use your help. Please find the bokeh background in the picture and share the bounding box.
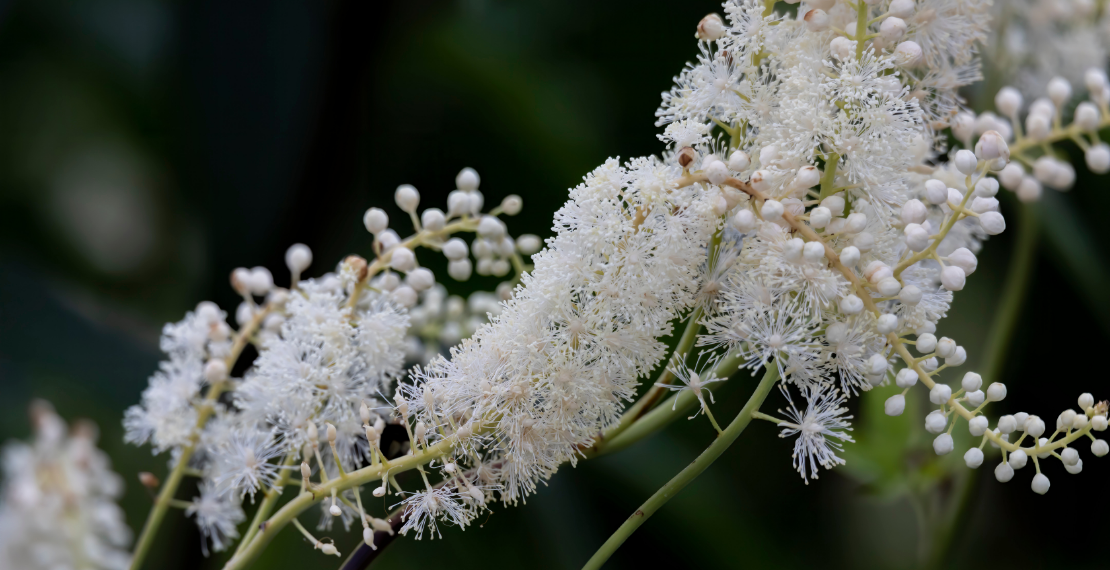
[1,1,1108,569]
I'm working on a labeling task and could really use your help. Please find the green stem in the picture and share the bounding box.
[580,366,780,570]
[818,153,840,200]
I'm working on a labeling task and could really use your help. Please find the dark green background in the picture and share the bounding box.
[1,1,1107,569]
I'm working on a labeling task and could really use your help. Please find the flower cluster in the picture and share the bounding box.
[113,0,1110,566]
[0,401,131,570]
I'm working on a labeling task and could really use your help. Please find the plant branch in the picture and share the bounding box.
[580,365,781,570]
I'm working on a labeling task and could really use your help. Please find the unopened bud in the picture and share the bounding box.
[677,146,697,168]
[139,472,160,489]
[696,13,726,40]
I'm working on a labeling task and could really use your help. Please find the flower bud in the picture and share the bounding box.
[903,223,930,251]
[894,41,922,66]
[696,13,726,40]
[954,150,978,175]
[1031,473,1050,495]
[896,368,918,388]
[1009,449,1028,469]
[1086,144,1110,174]
[964,447,984,468]
[994,461,1014,482]
[999,163,1024,190]
[706,160,729,185]
[204,359,228,384]
[285,243,313,276]
[948,248,978,276]
[969,415,989,436]
[925,410,947,433]
[1075,101,1100,131]
[898,285,922,305]
[975,130,1009,162]
[363,208,389,235]
[900,199,927,225]
[924,179,948,205]
[804,9,830,32]
[394,184,420,213]
[1047,76,1072,106]
[879,17,906,42]
[838,245,860,268]
[839,294,863,315]
[1093,439,1109,456]
[456,167,480,191]
[930,383,953,405]
[995,86,1022,117]
[885,394,906,416]
[933,433,954,455]
[940,265,966,291]
[877,278,901,298]
[760,199,784,221]
[831,37,855,61]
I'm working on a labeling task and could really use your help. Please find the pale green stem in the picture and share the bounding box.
[580,366,780,570]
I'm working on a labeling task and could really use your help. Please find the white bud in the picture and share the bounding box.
[933,433,954,455]
[447,259,472,281]
[916,333,937,354]
[839,294,863,315]
[888,0,914,17]
[820,195,845,217]
[782,238,804,262]
[967,390,985,407]
[831,37,855,61]
[761,199,784,221]
[1086,68,1109,94]
[930,383,953,405]
[1047,76,1072,106]
[1066,458,1084,474]
[1073,414,1089,430]
[306,421,319,443]
[867,353,888,376]
[456,167,480,191]
[696,13,726,40]
[953,112,976,143]
[896,368,919,388]
[1079,393,1095,410]
[1031,473,1050,495]
[318,542,340,557]
[285,244,313,276]
[879,17,906,42]
[204,359,228,384]
[1026,417,1046,437]
[329,502,342,517]
[999,163,1024,190]
[802,241,826,263]
[885,394,906,416]
[925,410,948,434]
[1093,416,1108,431]
[1086,144,1110,174]
[998,415,1017,434]
[804,9,830,32]
[391,285,417,308]
[899,285,922,305]
[969,415,989,436]
[794,165,821,189]
[516,234,542,255]
[903,223,930,252]
[1009,449,1028,469]
[726,150,751,171]
[389,247,417,272]
[954,150,978,175]
[1092,439,1109,456]
[894,41,922,66]
[500,194,523,216]
[1075,101,1100,131]
[901,199,927,225]
[974,177,1000,198]
[377,229,400,251]
[964,447,984,468]
[372,484,386,498]
[940,265,966,291]
[442,238,469,261]
[477,215,506,239]
[877,277,902,298]
[933,337,954,358]
[946,346,967,366]
[731,209,758,232]
[406,267,435,291]
[1060,447,1080,466]
[1026,113,1051,140]
[705,160,729,185]
[977,211,1006,235]
[958,372,981,393]
[924,179,948,205]
[394,184,420,212]
[948,248,978,276]
[809,206,832,229]
[363,207,389,235]
[845,212,868,234]
[923,357,939,372]
[995,86,1023,117]
[994,461,1014,482]
[838,246,860,268]
[975,130,1010,162]
[1016,176,1043,202]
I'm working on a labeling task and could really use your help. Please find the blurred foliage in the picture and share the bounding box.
[0,1,1108,569]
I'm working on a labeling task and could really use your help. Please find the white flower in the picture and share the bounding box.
[187,483,245,555]
[775,384,854,484]
[655,359,727,419]
[395,487,474,540]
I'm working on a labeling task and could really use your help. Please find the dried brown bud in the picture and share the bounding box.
[344,255,369,282]
[677,147,697,169]
[139,472,160,489]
